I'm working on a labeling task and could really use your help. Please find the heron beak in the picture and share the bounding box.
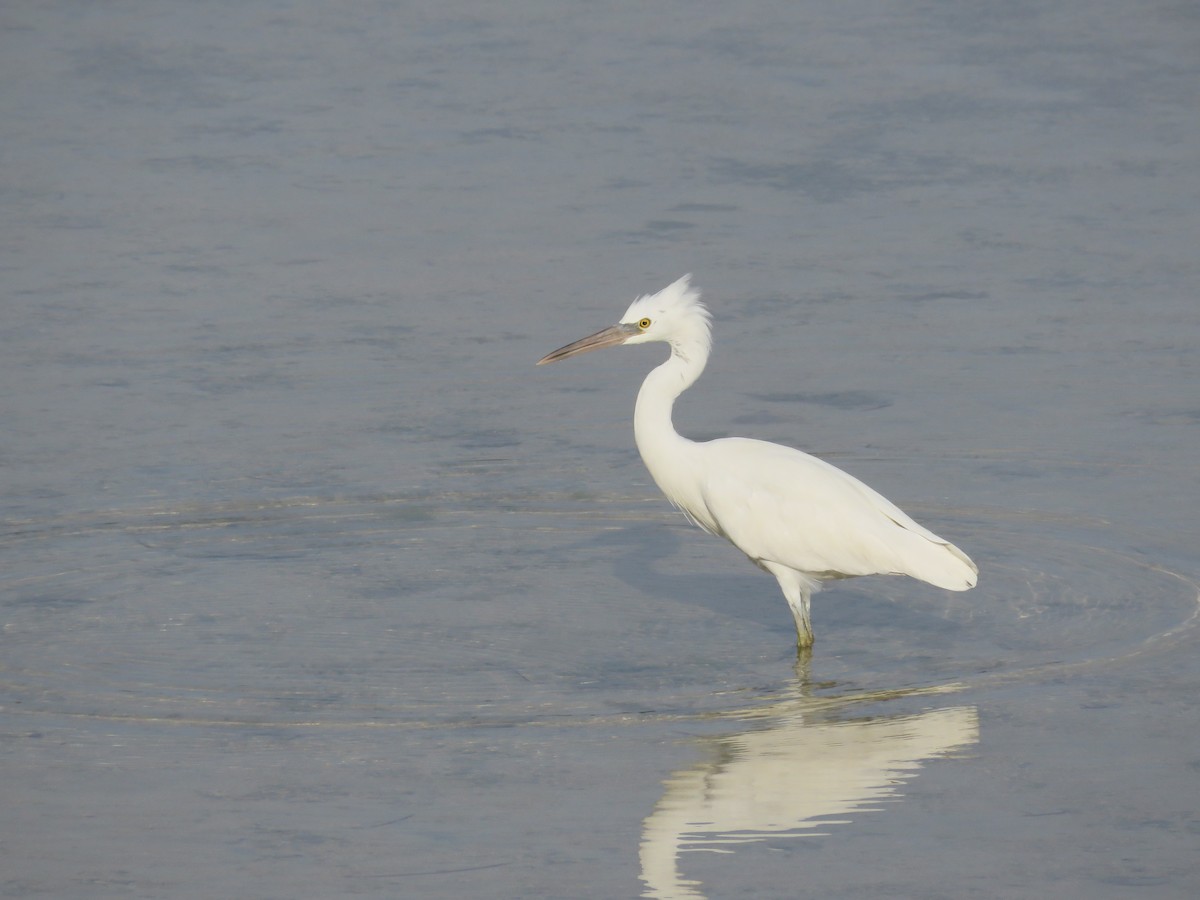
[536,323,639,365]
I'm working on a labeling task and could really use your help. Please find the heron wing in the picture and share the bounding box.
[696,438,974,587]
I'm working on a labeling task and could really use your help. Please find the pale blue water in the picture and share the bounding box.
[3,2,1198,897]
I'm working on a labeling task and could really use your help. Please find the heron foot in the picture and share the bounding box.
[794,644,813,678]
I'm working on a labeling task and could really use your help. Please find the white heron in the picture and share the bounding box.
[537,275,977,649]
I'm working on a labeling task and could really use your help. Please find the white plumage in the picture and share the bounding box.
[538,275,977,648]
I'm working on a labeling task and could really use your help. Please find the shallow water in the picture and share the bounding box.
[3,2,1199,898]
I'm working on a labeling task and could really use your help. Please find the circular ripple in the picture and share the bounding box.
[1,493,1195,728]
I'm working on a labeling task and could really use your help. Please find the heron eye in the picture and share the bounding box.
[638,317,652,330]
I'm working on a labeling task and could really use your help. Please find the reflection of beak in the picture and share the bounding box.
[536,323,639,365]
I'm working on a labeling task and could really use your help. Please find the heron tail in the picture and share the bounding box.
[905,538,978,592]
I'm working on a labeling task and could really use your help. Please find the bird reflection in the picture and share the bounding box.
[639,685,978,899]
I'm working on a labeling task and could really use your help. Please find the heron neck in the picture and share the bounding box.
[633,345,705,475]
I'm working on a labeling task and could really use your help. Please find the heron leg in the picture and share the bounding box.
[789,594,814,650]
[760,562,818,650]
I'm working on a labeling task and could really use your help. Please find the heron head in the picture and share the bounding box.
[617,274,709,349]
[536,275,710,365]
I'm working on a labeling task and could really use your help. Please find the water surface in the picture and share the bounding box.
[3,2,1198,897]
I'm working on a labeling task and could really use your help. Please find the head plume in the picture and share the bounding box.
[620,275,712,360]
